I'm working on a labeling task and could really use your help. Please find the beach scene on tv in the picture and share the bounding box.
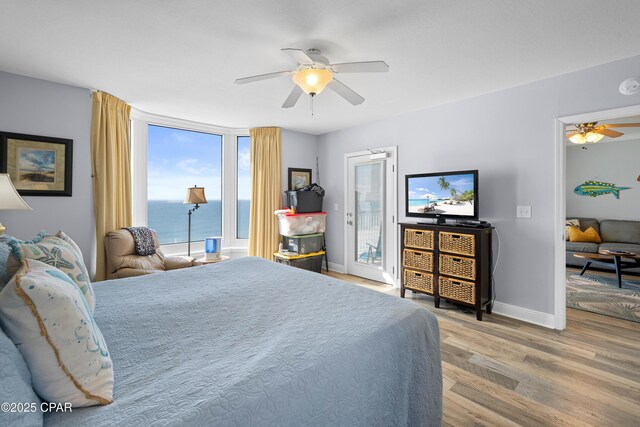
[408,173,475,216]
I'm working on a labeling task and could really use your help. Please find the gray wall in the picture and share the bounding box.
[567,139,640,221]
[318,54,640,315]
[281,129,318,206]
[0,72,95,276]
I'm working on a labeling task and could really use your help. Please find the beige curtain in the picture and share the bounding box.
[90,92,132,281]
[248,127,282,259]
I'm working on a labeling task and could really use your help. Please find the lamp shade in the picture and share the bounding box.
[184,186,207,205]
[0,174,32,211]
[292,68,333,95]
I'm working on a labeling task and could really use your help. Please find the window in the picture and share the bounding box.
[237,136,251,239]
[147,125,222,245]
[131,111,249,253]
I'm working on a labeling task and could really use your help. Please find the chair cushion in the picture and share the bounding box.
[0,326,43,426]
[600,220,640,245]
[0,259,113,407]
[599,243,640,254]
[566,242,600,253]
[568,226,602,243]
[8,235,95,312]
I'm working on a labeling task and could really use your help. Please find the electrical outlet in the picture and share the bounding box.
[517,205,532,218]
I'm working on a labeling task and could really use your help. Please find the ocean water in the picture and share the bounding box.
[148,200,250,244]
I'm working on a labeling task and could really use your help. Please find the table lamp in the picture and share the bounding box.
[0,174,32,235]
[184,185,207,256]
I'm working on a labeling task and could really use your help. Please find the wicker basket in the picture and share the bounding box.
[403,249,434,272]
[439,254,476,280]
[403,269,434,294]
[439,232,475,256]
[404,228,434,250]
[439,276,475,304]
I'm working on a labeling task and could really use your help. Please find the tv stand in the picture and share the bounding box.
[399,222,493,320]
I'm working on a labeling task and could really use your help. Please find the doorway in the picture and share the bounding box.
[344,147,397,284]
[555,105,640,329]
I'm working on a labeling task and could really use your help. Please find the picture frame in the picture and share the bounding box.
[288,168,312,191]
[0,132,73,196]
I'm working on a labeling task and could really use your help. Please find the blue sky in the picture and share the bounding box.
[408,173,474,200]
[148,126,251,201]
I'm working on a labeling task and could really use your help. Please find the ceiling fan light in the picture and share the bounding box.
[586,132,604,143]
[292,68,333,95]
[569,133,587,144]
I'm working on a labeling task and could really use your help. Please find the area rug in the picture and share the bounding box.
[567,273,640,322]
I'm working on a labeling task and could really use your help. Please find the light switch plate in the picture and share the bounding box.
[517,205,532,218]
[333,203,339,212]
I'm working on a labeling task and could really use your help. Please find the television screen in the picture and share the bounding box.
[406,170,478,220]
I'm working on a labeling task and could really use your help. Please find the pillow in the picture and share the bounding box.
[0,326,43,426]
[568,226,602,243]
[0,259,113,407]
[0,231,48,291]
[8,234,95,312]
[565,219,580,241]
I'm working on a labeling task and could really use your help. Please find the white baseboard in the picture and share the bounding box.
[327,262,346,273]
[491,302,555,329]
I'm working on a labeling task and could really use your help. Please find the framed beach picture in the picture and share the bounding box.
[288,168,312,190]
[0,132,73,196]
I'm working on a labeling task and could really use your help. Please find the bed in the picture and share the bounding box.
[42,256,442,426]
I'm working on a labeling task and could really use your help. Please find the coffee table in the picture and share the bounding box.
[573,251,640,288]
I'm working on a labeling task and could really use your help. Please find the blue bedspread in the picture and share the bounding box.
[44,257,441,426]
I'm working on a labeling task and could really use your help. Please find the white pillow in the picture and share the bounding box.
[0,259,113,407]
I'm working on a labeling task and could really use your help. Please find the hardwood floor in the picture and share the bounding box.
[324,271,640,427]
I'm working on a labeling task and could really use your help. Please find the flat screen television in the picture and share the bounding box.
[405,170,478,222]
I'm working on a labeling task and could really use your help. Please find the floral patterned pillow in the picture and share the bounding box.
[8,235,95,312]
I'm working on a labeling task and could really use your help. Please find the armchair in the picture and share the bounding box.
[104,229,197,280]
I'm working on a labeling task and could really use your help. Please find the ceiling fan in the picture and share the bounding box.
[566,121,640,144]
[234,48,389,109]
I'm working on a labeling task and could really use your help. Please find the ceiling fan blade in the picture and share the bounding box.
[566,132,578,139]
[281,48,313,65]
[595,128,623,138]
[282,85,303,108]
[327,79,365,105]
[602,123,640,128]
[331,61,389,73]
[235,71,291,85]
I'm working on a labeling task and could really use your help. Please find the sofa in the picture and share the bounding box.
[566,217,640,273]
[104,229,197,279]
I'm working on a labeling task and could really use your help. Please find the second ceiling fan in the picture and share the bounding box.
[235,48,389,108]
[566,121,640,144]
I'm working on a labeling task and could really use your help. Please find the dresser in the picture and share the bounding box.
[399,222,493,320]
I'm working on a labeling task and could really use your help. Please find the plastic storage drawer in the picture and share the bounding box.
[274,251,325,273]
[277,212,327,236]
[282,233,324,255]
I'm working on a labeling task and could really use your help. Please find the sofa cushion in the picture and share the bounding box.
[566,242,600,253]
[599,243,640,255]
[600,220,640,245]
[568,226,602,243]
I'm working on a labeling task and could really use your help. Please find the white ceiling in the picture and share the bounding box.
[2,0,640,135]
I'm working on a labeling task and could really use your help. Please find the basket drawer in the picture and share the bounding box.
[439,276,475,304]
[439,231,475,256]
[404,228,434,250]
[403,249,434,272]
[403,269,434,294]
[439,254,476,280]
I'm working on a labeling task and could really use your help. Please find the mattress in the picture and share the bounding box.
[44,257,441,426]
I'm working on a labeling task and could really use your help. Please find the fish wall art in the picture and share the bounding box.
[574,181,630,199]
